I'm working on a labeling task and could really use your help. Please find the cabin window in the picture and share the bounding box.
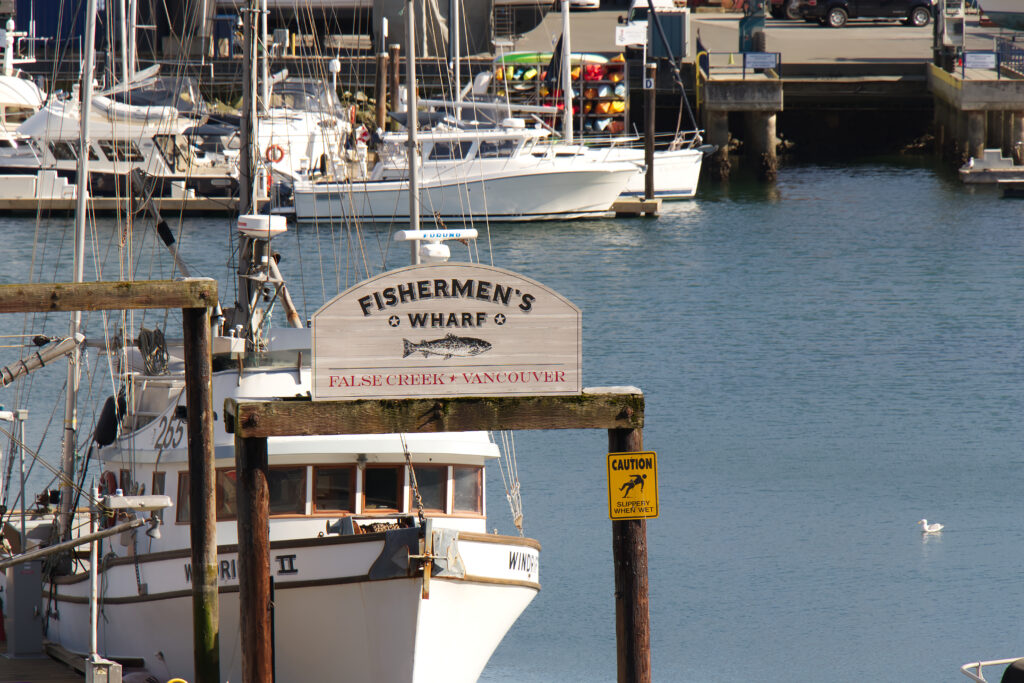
[411,466,447,513]
[48,141,78,161]
[268,467,306,515]
[427,141,472,161]
[363,466,402,511]
[152,472,166,496]
[478,139,517,158]
[453,466,482,513]
[215,470,238,518]
[5,106,33,125]
[119,469,133,495]
[152,472,166,522]
[98,139,144,162]
[314,466,355,512]
[175,470,240,523]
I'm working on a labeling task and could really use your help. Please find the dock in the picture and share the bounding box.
[0,196,243,216]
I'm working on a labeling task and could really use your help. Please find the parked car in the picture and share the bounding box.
[770,0,804,19]
[800,0,934,27]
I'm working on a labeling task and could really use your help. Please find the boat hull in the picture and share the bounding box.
[619,147,704,199]
[292,165,639,223]
[43,529,539,682]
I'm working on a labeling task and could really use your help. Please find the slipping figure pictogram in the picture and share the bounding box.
[618,473,646,498]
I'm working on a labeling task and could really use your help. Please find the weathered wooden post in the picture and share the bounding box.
[182,305,220,683]
[235,433,272,683]
[388,43,401,118]
[645,63,656,202]
[375,51,389,130]
[609,426,651,683]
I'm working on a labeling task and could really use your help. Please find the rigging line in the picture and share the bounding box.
[0,423,99,509]
[399,433,426,525]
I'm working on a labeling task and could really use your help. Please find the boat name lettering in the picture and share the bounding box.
[610,456,654,471]
[357,279,535,316]
[276,554,298,574]
[153,415,185,450]
[183,554,299,583]
[508,551,537,574]
[327,370,566,389]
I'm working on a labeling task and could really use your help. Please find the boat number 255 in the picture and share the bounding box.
[153,415,185,450]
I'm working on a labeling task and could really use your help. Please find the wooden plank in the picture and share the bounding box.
[225,389,644,438]
[0,279,218,314]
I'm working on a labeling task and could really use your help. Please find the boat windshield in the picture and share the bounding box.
[270,79,346,118]
[479,138,519,158]
[109,76,206,116]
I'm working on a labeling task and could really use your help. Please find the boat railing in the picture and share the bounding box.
[961,657,1024,682]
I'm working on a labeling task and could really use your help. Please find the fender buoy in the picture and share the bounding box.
[264,144,285,164]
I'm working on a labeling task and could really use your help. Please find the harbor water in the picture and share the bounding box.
[2,157,1023,681]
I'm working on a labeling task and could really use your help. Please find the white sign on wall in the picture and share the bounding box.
[312,263,581,400]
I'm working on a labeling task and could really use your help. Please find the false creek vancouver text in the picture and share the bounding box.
[358,278,536,316]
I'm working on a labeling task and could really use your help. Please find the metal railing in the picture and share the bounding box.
[996,37,1024,75]
[698,51,782,79]
[960,657,1024,682]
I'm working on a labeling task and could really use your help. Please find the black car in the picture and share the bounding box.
[800,0,934,27]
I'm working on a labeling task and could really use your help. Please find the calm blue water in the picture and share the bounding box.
[3,159,1023,681]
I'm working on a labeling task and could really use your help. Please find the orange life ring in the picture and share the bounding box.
[264,144,285,164]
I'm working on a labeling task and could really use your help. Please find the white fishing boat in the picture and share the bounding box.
[3,2,541,680]
[41,263,540,681]
[978,0,1024,31]
[292,121,641,223]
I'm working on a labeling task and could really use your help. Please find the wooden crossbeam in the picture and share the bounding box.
[0,278,218,313]
[225,388,644,438]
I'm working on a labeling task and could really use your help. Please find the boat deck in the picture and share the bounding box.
[0,644,82,682]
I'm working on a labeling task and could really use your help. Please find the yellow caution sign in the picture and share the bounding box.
[607,451,658,520]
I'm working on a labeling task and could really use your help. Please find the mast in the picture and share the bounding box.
[117,0,128,85]
[261,0,269,115]
[406,0,421,261]
[239,0,258,215]
[560,0,573,144]
[59,0,99,543]
[127,0,137,80]
[449,0,460,114]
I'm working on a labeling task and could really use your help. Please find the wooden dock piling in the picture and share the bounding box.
[610,427,651,683]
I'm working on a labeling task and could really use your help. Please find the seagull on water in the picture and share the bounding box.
[918,519,944,533]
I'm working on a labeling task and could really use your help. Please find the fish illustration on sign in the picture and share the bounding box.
[402,334,492,359]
